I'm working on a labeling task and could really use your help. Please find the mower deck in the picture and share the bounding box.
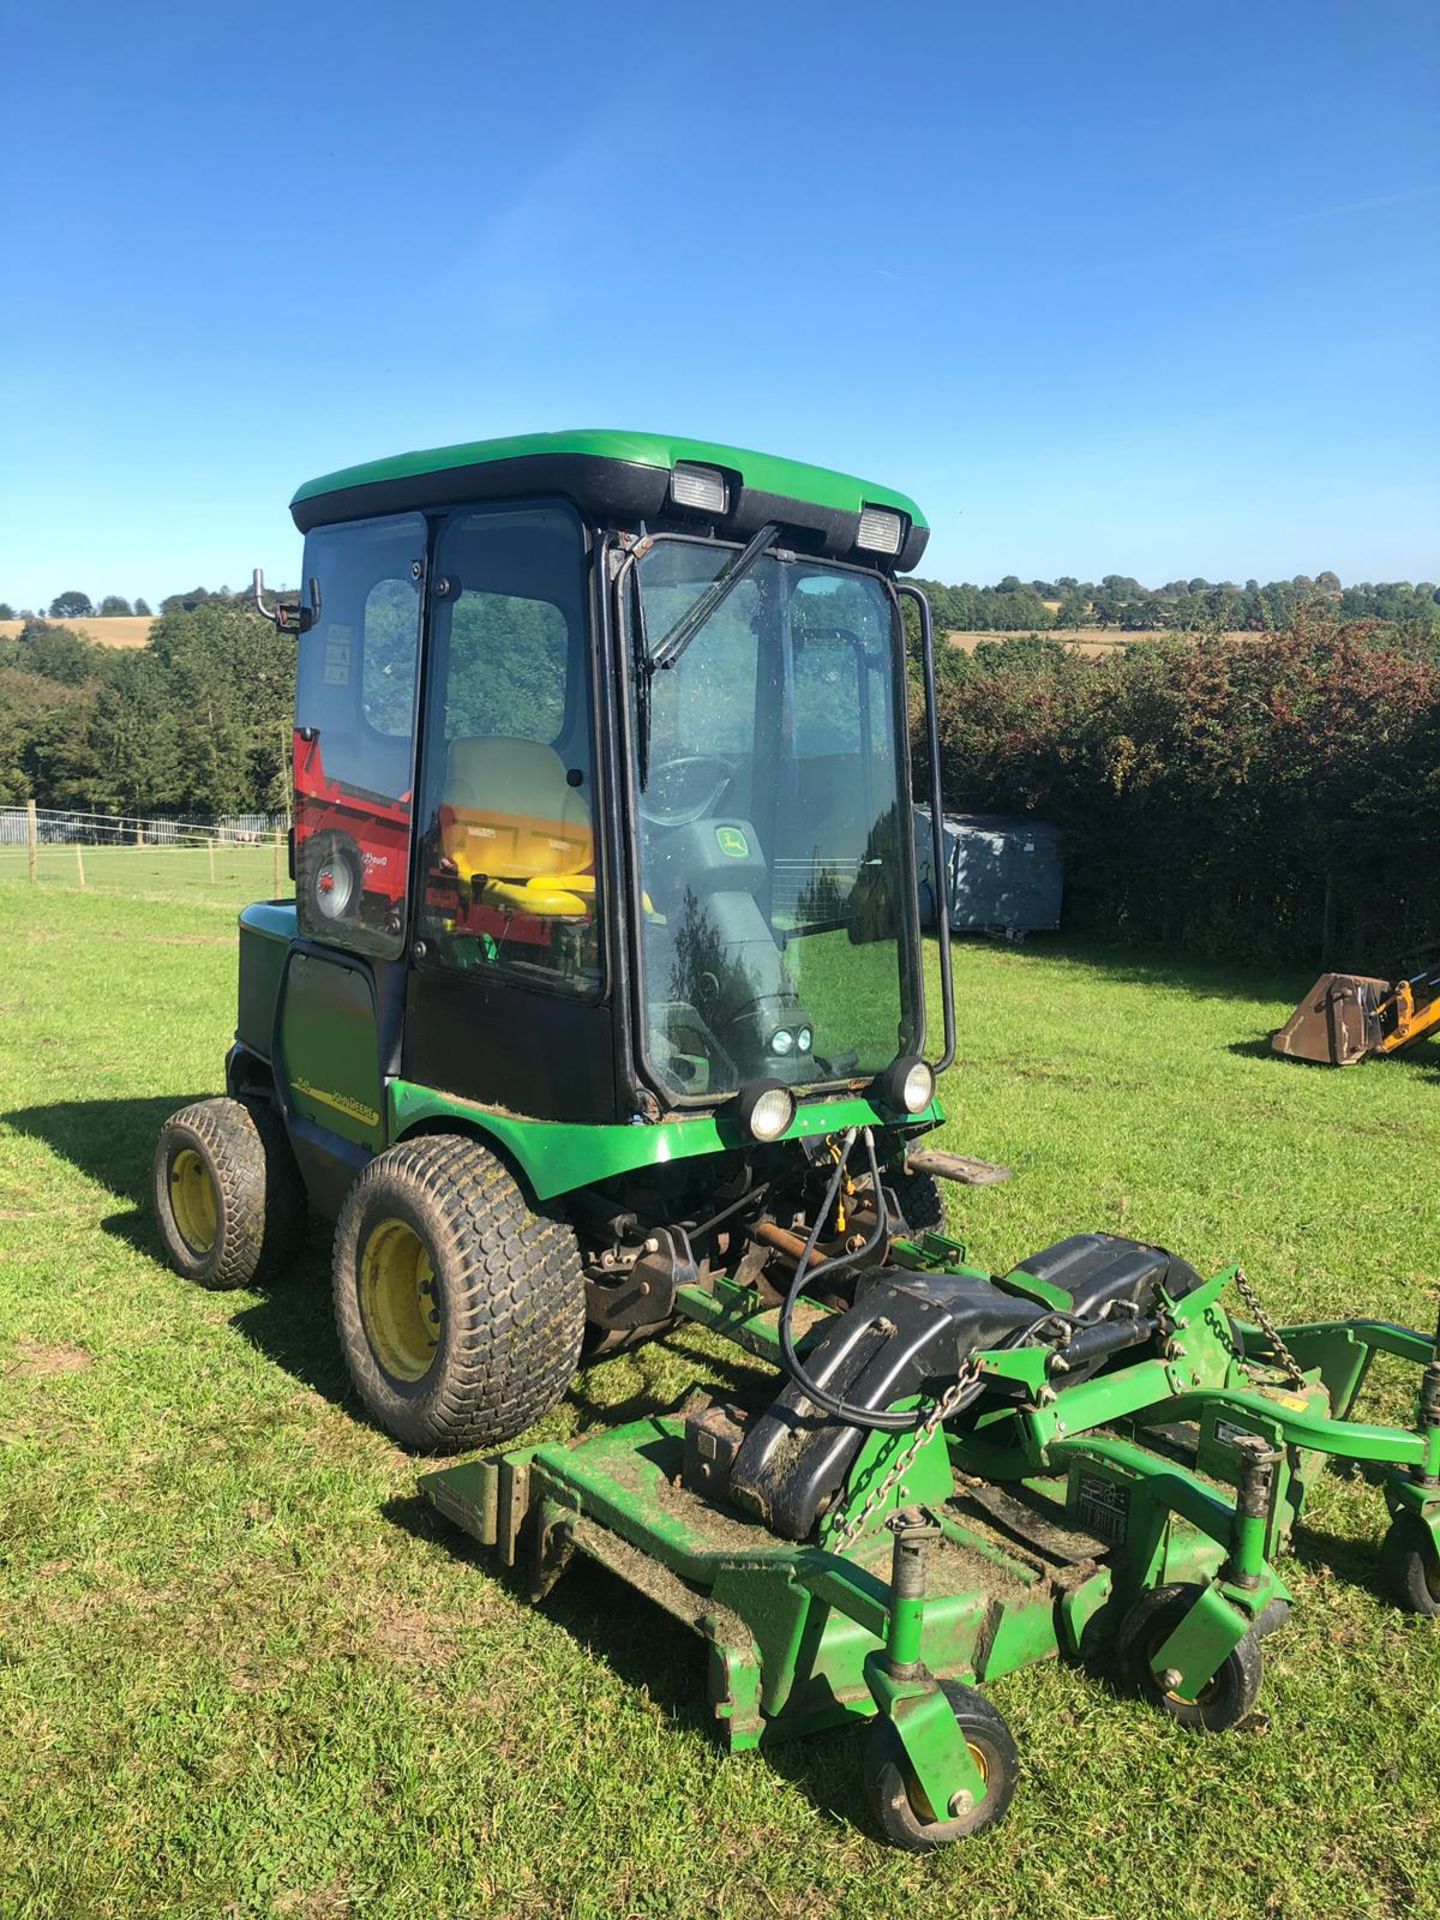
[419,1238,1440,1846]
[420,1410,1274,1753]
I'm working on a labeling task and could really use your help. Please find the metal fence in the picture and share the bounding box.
[0,804,292,908]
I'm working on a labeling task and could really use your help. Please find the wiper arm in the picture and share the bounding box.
[647,520,782,672]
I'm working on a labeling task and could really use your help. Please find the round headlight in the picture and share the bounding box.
[769,1028,794,1056]
[796,1027,813,1053]
[901,1059,935,1112]
[736,1079,798,1143]
[878,1054,936,1115]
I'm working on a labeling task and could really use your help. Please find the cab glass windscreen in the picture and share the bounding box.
[630,538,923,1103]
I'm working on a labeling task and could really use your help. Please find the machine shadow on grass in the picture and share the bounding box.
[382,1485,869,1832]
[4,1094,215,1224]
[4,1092,777,1427]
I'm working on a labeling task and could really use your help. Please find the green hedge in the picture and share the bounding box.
[922,619,1440,970]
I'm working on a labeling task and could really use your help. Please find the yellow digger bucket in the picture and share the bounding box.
[1270,972,1390,1067]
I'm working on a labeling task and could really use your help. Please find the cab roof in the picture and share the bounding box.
[290,428,929,572]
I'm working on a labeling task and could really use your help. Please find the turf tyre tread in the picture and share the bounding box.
[153,1095,306,1290]
[332,1133,585,1452]
[887,1167,947,1237]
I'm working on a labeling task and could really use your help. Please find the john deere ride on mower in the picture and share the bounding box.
[154,431,1440,1848]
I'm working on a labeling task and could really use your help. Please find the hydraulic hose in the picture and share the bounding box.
[774,1127,990,1433]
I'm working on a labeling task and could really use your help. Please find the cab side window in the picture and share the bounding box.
[415,504,599,998]
[293,513,425,958]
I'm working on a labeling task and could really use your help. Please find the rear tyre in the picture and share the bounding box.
[862,1682,1018,1851]
[298,828,364,927]
[332,1134,585,1452]
[1119,1582,1263,1730]
[153,1096,306,1290]
[1381,1514,1440,1616]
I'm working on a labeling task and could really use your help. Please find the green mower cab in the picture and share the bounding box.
[155,430,1440,1849]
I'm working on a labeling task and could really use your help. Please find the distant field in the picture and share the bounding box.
[0,616,154,648]
[946,627,1252,656]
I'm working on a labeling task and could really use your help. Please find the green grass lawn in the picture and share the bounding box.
[1,881,1437,1919]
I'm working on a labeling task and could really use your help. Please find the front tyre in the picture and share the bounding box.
[888,1167,946,1238]
[153,1096,306,1289]
[862,1682,1018,1851]
[332,1134,585,1452]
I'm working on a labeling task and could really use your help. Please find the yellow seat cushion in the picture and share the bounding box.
[440,738,593,887]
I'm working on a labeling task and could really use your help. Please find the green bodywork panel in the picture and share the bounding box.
[292,427,926,529]
[236,901,293,1057]
[280,954,386,1152]
[387,1082,941,1202]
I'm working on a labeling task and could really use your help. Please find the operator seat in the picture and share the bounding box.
[439,737,594,916]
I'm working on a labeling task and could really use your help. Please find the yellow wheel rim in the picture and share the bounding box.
[169,1147,219,1256]
[910,1738,989,1826]
[359,1218,442,1383]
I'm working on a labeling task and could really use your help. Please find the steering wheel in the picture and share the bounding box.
[639,753,737,829]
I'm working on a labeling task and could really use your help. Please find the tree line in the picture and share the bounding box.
[0,586,264,621]
[6,571,1439,636]
[913,572,1440,634]
[0,598,294,816]
[6,580,1438,972]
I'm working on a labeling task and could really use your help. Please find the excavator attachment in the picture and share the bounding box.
[1271,972,1389,1066]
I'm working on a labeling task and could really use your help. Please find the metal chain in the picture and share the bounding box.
[828,1360,982,1556]
[1233,1266,1307,1387]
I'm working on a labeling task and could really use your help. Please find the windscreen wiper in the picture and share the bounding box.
[647,520,782,672]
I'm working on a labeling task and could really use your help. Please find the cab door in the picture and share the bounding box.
[403,500,619,1122]
[278,512,427,1206]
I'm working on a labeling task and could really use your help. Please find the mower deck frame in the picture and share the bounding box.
[420,1238,1439,1832]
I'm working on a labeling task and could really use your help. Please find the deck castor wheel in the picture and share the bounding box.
[1119,1582,1263,1730]
[862,1682,1018,1851]
[1380,1514,1440,1616]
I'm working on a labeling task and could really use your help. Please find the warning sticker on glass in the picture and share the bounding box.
[323,623,353,685]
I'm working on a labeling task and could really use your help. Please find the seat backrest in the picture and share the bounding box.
[440,737,592,879]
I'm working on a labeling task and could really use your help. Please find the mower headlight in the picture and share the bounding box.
[856,506,904,555]
[736,1079,798,1144]
[878,1054,935,1115]
[796,1027,813,1053]
[769,1028,795,1056]
[671,463,729,515]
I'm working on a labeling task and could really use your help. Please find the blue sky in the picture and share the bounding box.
[2,0,1437,609]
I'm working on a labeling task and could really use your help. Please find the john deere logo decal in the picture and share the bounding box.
[716,826,749,859]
